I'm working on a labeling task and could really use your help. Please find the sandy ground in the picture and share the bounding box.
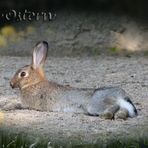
[0,55,148,145]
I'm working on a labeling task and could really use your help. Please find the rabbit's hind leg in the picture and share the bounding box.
[100,105,120,120]
[114,108,128,120]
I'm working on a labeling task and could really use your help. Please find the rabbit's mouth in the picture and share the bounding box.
[10,82,15,89]
[10,81,19,89]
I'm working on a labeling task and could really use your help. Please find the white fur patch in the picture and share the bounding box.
[118,99,136,117]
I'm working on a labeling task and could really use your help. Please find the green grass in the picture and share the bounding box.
[0,133,30,148]
[110,47,120,53]
[0,132,148,148]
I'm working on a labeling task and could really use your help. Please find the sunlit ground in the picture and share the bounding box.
[113,22,144,52]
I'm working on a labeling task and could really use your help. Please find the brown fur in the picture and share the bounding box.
[9,41,137,119]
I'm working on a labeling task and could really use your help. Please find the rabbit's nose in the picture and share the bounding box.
[10,81,14,88]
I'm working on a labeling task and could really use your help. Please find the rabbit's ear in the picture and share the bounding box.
[32,41,48,69]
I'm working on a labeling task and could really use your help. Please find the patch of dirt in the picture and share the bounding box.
[0,56,148,145]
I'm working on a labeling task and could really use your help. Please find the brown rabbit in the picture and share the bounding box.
[9,41,137,119]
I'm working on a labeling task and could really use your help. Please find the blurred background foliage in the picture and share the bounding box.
[0,25,34,47]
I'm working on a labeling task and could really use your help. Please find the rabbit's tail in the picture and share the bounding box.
[118,96,138,117]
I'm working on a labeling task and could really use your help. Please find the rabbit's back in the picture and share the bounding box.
[50,88,93,113]
[21,81,92,112]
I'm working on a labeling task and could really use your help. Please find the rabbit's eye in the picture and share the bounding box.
[18,70,29,78]
[20,72,26,77]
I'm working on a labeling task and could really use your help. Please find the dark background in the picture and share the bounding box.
[0,0,147,17]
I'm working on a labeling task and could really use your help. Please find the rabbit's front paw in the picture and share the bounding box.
[0,99,22,111]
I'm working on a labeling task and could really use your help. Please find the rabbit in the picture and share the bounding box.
[9,41,138,120]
